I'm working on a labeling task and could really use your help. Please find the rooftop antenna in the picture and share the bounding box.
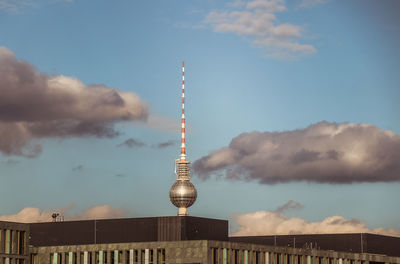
[169,61,197,216]
[51,213,58,222]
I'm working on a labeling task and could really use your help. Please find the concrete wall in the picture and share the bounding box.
[31,240,208,264]
[30,240,400,264]
[230,233,400,257]
[208,240,400,264]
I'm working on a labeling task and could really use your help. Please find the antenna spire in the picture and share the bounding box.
[180,61,186,161]
[169,61,197,216]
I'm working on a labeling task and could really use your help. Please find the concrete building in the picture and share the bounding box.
[1,216,400,264]
[0,221,29,264]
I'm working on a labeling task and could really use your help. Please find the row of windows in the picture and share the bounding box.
[0,257,26,264]
[44,249,166,264]
[211,248,369,264]
[0,230,26,255]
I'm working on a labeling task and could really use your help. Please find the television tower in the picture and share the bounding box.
[169,61,197,216]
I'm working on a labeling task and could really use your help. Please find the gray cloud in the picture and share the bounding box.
[193,121,400,184]
[156,140,176,149]
[72,165,84,172]
[117,138,146,148]
[0,46,148,157]
[204,0,316,59]
[6,159,20,165]
[275,200,304,213]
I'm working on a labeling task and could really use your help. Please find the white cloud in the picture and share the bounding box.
[0,204,126,223]
[0,0,73,13]
[76,205,126,220]
[204,0,316,58]
[0,0,33,13]
[232,202,400,237]
[246,0,286,12]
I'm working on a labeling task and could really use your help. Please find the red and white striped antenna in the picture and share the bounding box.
[180,61,186,161]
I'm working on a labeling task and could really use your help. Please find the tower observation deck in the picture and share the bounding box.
[169,61,197,216]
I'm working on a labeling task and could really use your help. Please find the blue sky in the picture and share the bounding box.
[0,0,399,235]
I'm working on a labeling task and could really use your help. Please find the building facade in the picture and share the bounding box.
[30,240,400,264]
[1,217,400,264]
[0,221,29,264]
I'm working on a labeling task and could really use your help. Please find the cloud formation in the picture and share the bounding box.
[156,140,176,149]
[0,204,126,223]
[72,165,84,172]
[0,0,33,13]
[117,138,146,148]
[232,204,400,237]
[275,200,303,213]
[193,121,400,184]
[204,0,316,58]
[0,46,148,157]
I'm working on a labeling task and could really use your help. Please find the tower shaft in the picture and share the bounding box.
[180,61,186,161]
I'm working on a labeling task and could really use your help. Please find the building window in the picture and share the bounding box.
[253,251,260,264]
[157,249,165,264]
[232,250,239,264]
[11,230,15,254]
[140,250,145,264]
[244,250,249,264]
[222,248,227,264]
[18,231,25,255]
[110,250,122,264]
[5,230,11,254]
[80,252,84,264]
[144,249,150,264]
[96,251,103,264]
[104,251,108,264]
[265,252,270,264]
[51,253,58,264]
[125,250,131,264]
[211,248,218,264]
[67,252,74,264]
[149,249,154,264]
[112,250,118,264]
[133,250,139,264]
[89,252,94,264]
[110,251,114,264]
[31,254,38,264]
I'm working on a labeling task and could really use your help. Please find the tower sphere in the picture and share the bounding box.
[169,180,197,208]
